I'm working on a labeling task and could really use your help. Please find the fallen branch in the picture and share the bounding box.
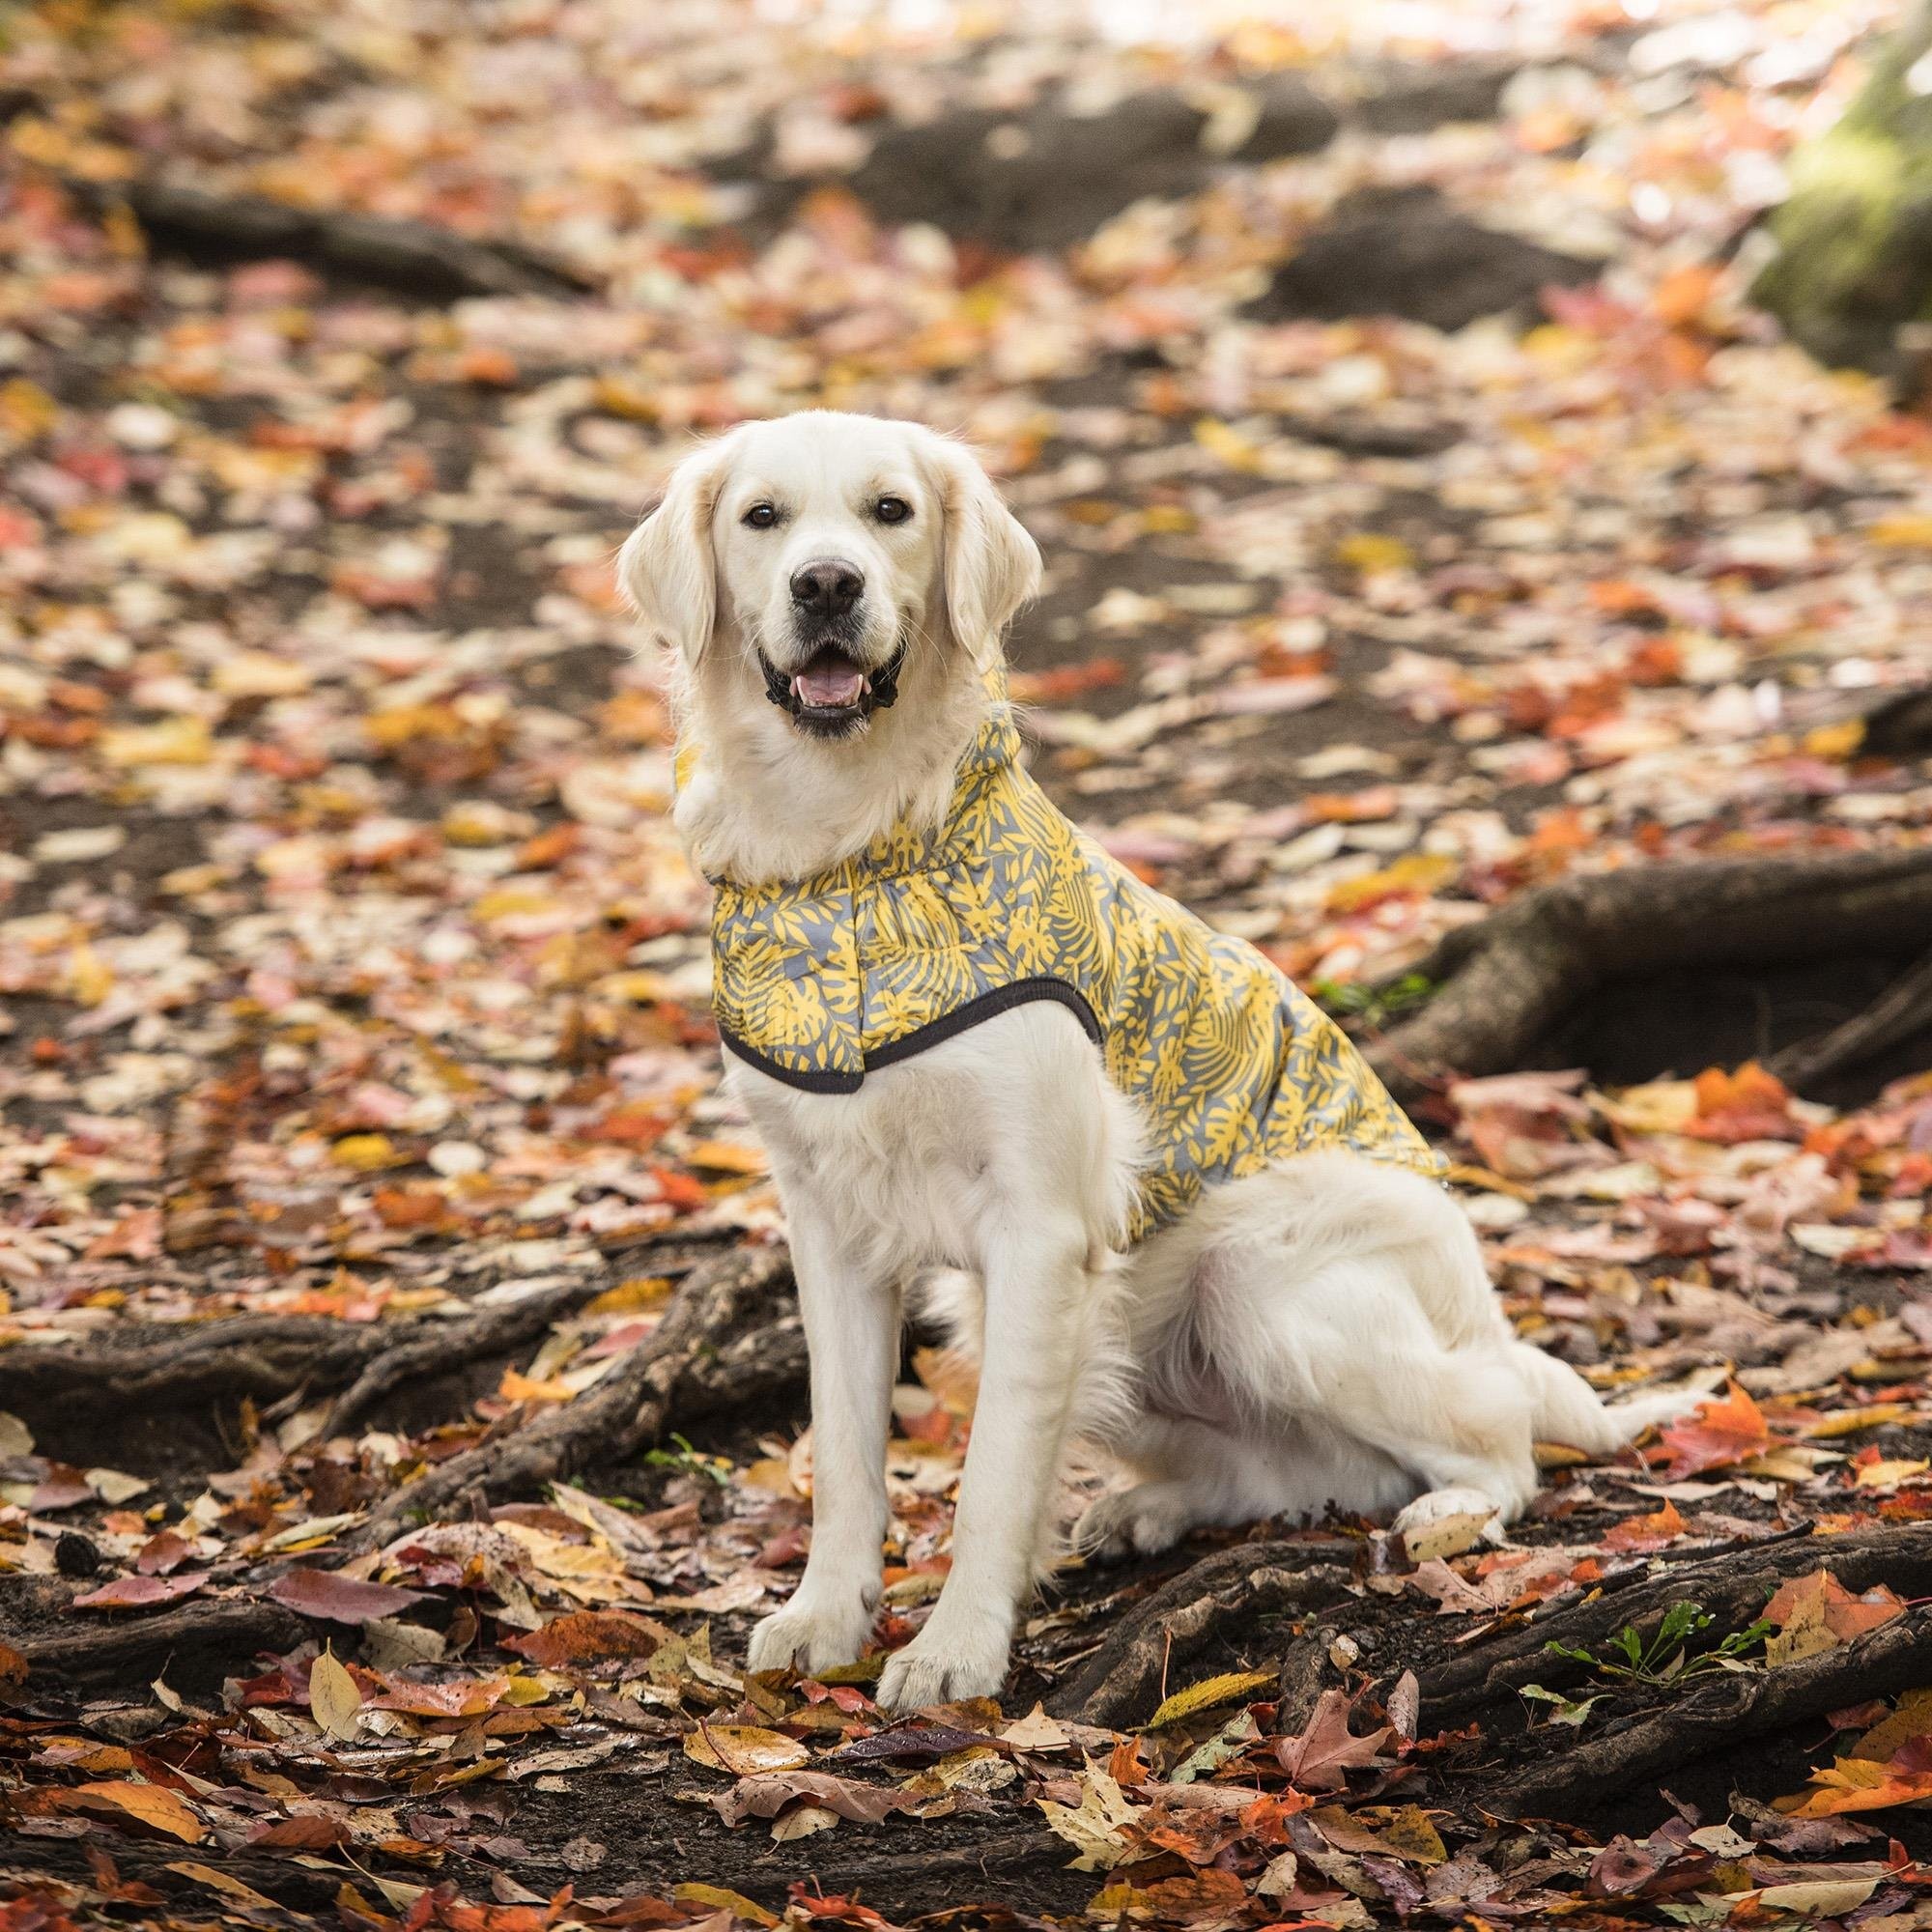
[1048,1543,1352,1726]
[15,1599,308,1699]
[1366,848,1932,1100]
[351,1245,794,1551]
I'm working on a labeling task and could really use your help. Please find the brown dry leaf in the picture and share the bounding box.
[503,1610,670,1668]
[1311,1804,1448,1865]
[713,1770,905,1827]
[1275,1689,1392,1793]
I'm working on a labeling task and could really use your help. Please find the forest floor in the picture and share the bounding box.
[6,1,1932,1927]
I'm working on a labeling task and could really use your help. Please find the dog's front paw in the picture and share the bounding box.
[1391,1485,1506,1557]
[745,1589,877,1678]
[875,1612,1010,1713]
[1072,1484,1191,1563]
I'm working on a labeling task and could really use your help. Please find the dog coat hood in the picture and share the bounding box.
[700,693,1444,1241]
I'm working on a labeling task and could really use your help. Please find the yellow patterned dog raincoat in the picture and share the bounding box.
[703,693,1443,1243]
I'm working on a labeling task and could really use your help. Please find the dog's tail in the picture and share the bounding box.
[1514,1343,1701,1456]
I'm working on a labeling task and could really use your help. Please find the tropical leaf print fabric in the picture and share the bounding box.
[703,697,1444,1243]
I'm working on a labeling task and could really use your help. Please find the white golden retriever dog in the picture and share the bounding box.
[619,412,1689,1712]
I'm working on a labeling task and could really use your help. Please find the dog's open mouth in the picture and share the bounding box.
[759,642,906,735]
[793,647,867,715]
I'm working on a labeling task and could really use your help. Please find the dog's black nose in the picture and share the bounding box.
[790,559,864,619]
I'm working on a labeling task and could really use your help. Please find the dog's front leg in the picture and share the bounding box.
[746,1212,897,1678]
[877,1217,1093,1711]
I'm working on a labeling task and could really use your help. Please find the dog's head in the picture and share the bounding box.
[618,412,1040,742]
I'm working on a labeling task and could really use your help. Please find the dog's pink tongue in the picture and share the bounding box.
[795,663,866,708]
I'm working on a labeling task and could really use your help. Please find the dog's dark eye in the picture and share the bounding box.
[874,496,912,526]
[743,502,779,529]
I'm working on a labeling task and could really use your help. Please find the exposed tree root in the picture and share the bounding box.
[14,1599,309,1699]
[1049,1543,1353,1726]
[81,180,590,301]
[1492,1604,1932,1819]
[314,1278,631,1439]
[0,1275,636,1445]
[0,1318,389,1431]
[1770,942,1932,1089]
[1412,1523,1932,1728]
[352,1246,795,1552]
[1366,848,1932,1099]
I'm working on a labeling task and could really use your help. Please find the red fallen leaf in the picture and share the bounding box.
[134,1529,194,1577]
[1602,1499,1688,1553]
[799,1680,871,1713]
[784,1889,903,1932]
[1275,1688,1392,1793]
[1765,1569,1906,1660]
[425,1888,576,1932]
[501,1611,669,1669]
[1686,1060,1800,1143]
[1654,1382,1771,1481]
[647,1166,709,1213]
[361,1675,509,1718]
[268,1569,430,1625]
[753,1526,810,1570]
[72,1573,207,1611]
[30,1467,96,1512]
[1009,657,1125,702]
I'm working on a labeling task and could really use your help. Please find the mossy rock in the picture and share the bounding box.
[1752,2,1932,377]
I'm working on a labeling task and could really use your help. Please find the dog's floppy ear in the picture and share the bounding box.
[924,435,1042,668]
[617,433,736,667]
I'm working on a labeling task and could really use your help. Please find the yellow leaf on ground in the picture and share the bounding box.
[67,1781,204,1842]
[585,1276,671,1315]
[309,1647,362,1742]
[1868,514,1932,548]
[1804,1403,1913,1439]
[1037,1759,1142,1871]
[1149,1669,1276,1729]
[330,1134,397,1171]
[1334,531,1414,574]
[685,1140,768,1176]
[671,1886,779,1927]
[1193,417,1264,473]
[682,1724,809,1775]
[1311,1803,1448,1866]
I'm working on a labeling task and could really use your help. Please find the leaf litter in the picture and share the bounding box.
[4,0,1932,1926]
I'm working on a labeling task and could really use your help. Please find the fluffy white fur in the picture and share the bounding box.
[621,412,1693,1712]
